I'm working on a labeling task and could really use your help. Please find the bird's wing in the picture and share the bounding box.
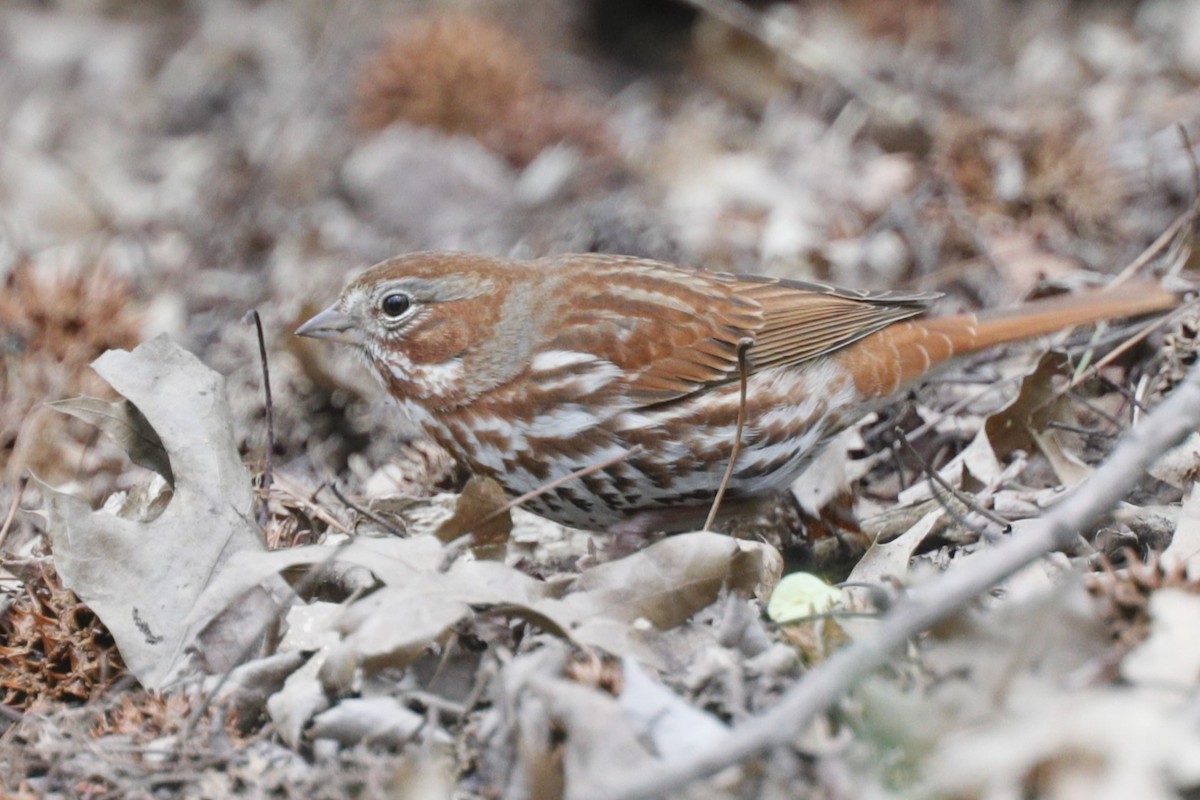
[731,275,935,372]
[536,254,935,406]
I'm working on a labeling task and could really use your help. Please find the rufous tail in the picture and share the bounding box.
[836,282,1179,399]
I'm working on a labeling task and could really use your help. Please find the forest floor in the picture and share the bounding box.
[4,0,1200,797]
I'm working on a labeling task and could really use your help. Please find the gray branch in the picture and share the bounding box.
[603,360,1200,800]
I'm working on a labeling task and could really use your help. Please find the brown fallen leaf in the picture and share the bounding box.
[984,350,1075,459]
[434,475,512,559]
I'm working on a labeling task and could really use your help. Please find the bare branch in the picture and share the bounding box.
[602,359,1200,800]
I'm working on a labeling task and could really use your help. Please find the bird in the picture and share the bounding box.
[297,251,1178,536]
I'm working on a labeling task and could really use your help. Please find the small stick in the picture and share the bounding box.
[704,339,754,532]
[1064,301,1198,393]
[1110,204,1195,285]
[1111,125,1198,286]
[1044,420,1116,439]
[271,474,353,534]
[1066,389,1127,431]
[895,429,1011,535]
[328,480,405,537]
[246,311,275,529]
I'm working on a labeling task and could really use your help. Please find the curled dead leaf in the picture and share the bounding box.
[47,396,173,486]
[40,336,270,688]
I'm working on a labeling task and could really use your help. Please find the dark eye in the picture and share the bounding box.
[381,293,411,318]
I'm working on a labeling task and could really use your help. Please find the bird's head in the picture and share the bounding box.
[297,252,541,406]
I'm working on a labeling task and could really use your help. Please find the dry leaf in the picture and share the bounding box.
[1029,426,1093,487]
[984,351,1074,458]
[218,531,782,736]
[849,508,943,585]
[1149,432,1200,490]
[1120,589,1200,691]
[553,533,782,630]
[530,677,659,800]
[434,475,512,558]
[618,657,730,760]
[47,397,174,486]
[791,427,877,514]
[309,697,425,748]
[268,654,332,749]
[1163,486,1200,579]
[40,336,270,688]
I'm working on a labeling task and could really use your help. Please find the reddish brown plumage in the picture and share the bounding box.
[297,252,1178,534]
[835,286,1178,398]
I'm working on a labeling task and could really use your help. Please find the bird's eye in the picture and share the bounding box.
[380,293,411,318]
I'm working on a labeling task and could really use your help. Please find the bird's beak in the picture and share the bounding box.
[295,305,362,345]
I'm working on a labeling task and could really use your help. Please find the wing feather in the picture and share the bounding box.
[534,255,936,407]
[738,279,932,371]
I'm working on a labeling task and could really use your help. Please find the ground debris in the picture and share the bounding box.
[4,1,1200,797]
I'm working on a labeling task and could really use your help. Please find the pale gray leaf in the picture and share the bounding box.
[310,697,425,748]
[41,336,267,688]
[48,396,174,485]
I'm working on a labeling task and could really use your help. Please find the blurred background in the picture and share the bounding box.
[5,3,1200,793]
[2,0,1198,506]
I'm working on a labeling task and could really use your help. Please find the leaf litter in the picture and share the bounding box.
[22,335,784,793]
[4,1,1200,798]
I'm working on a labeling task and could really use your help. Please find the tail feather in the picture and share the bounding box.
[835,282,1179,399]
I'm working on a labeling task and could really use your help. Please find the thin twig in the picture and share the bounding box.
[328,480,405,537]
[1044,420,1116,439]
[926,480,994,541]
[601,358,1200,800]
[269,473,353,535]
[1064,300,1198,393]
[1066,390,1127,431]
[1095,373,1149,417]
[894,428,1011,535]
[887,435,911,493]
[770,610,883,626]
[705,339,754,532]
[246,311,275,529]
[1110,151,1198,284]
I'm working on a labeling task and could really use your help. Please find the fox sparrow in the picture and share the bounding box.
[297,252,1176,534]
